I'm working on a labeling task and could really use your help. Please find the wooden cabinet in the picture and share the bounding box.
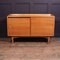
[7,14,55,43]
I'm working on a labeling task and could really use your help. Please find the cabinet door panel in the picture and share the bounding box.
[31,18,54,36]
[7,18,30,36]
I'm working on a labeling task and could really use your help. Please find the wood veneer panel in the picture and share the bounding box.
[7,18,30,36]
[31,17,54,36]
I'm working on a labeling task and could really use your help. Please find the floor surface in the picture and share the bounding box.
[0,38,60,60]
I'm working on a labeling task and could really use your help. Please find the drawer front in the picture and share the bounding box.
[7,18,30,36]
[31,17,55,36]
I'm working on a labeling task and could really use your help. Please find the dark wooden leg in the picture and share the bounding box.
[12,37,14,43]
[48,37,50,44]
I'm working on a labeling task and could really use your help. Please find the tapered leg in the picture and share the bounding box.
[12,37,14,43]
[48,37,50,44]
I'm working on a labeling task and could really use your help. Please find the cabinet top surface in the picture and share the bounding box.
[7,14,55,18]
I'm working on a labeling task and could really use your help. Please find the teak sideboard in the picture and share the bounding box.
[7,14,55,43]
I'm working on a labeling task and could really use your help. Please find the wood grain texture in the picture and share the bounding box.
[31,17,55,36]
[7,18,30,36]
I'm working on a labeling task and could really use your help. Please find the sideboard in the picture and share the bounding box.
[7,14,55,43]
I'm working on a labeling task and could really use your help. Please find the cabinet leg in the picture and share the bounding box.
[12,37,14,43]
[48,37,50,44]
